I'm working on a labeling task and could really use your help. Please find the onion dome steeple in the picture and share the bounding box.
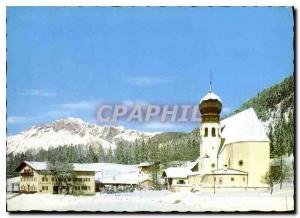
[199,75,222,123]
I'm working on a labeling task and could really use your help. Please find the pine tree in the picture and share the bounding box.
[273,112,288,189]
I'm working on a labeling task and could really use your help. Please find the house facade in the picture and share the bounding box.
[16,161,95,195]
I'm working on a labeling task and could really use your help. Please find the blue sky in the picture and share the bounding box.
[7,7,294,135]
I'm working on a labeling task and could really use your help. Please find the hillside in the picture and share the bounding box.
[226,75,294,127]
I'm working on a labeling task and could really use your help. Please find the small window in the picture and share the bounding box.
[219,178,223,184]
[231,177,234,182]
[243,177,245,182]
[239,160,244,166]
[211,163,215,168]
[177,180,185,184]
[228,159,231,168]
[212,127,216,137]
[204,128,208,137]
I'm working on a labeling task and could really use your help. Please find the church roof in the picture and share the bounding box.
[200,91,222,103]
[220,108,270,145]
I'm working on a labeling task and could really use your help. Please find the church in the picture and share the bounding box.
[163,88,270,191]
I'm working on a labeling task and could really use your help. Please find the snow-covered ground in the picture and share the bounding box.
[7,183,294,212]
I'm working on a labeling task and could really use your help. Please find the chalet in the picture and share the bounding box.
[138,161,160,174]
[15,161,96,195]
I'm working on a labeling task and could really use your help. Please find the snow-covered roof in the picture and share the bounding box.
[200,91,222,103]
[94,163,151,184]
[220,108,270,145]
[162,167,192,178]
[210,168,248,175]
[187,159,200,170]
[96,173,151,185]
[24,161,48,171]
[138,162,153,167]
[188,171,203,176]
[73,163,101,172]
[16,161,98,172]
[7,176,20,184]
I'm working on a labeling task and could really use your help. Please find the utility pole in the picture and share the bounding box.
[213,174,216,195]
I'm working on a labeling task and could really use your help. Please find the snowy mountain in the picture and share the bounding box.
[7,118,159,154]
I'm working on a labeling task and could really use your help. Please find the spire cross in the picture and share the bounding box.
[209,71,212,93]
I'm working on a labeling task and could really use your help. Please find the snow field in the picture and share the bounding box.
[7,185,294,212]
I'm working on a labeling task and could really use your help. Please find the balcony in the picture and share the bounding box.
[21,170,34,176]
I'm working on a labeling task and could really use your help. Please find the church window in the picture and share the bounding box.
[231,177,234,182]
[243,177,245,182]
[211,163,215,168]
[228,159,231,168]
[204,128,208,137]
[212,128,216,137]
[239,160,244,166]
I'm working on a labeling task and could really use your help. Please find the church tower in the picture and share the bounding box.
[198,85,222,172]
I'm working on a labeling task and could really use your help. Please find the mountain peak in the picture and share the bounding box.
[57,117,86,124]
[7,118,159,154]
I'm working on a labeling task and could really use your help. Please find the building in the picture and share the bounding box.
[163,88,270,191]
[138,162,154,174]
[6,177,20,193]
[15,161,156,195]
[138,161,161,174]
[162,167,192,189]
[96,176,153,192]
[15,161,95,195]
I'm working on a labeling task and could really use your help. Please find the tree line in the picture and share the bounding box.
[6,129,200,178]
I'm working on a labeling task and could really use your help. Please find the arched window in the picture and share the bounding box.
[204,128,208,137]
[212,127,216,137]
